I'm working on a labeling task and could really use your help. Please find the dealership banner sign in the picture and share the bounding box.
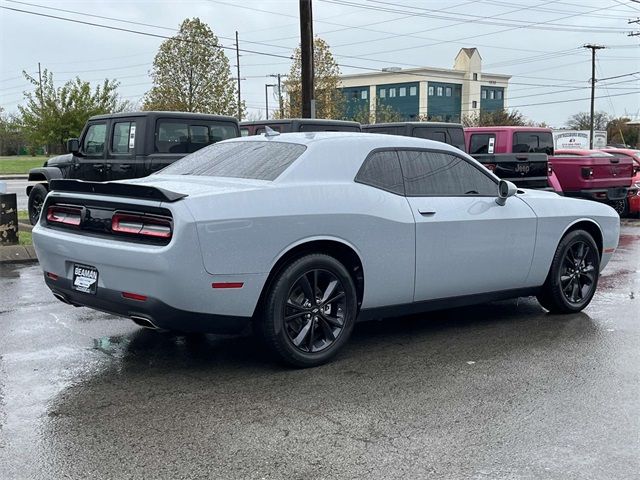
[553,130,607,149]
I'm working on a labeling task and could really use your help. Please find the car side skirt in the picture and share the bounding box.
[357,287,541,322]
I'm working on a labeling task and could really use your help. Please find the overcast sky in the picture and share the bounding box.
[1,0,638,126]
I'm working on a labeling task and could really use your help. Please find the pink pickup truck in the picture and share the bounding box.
[464,127,634,214]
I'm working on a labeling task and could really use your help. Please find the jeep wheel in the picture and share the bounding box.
[28,183,48,225]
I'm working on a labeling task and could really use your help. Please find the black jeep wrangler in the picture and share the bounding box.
[26,111,239,224]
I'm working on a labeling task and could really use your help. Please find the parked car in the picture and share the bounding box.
[552,149,634,215]
[600,148,640,217]
[240,119,361,136]
[464,126,559,191]
[26,111,240,224]
[361,122,465,151]
[33,132,619,367]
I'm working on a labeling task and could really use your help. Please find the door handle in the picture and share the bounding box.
[418,209,436,216]
[120,164,132,170]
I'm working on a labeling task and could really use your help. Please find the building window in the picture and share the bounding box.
[436,86,443,96]
[380,88,386,98]
[473,73,478,81]
[489,90,495,99]
[361,90,368,100]
[410,86,417,96]
[496,90,502,100]
[481,90,487,99]
[445,87,452,97]
[472,101,477,108]
[399,87,406,97]
[389,88,396,97]
[428,86,434,96]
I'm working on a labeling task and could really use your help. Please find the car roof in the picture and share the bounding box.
[88,111,239,122]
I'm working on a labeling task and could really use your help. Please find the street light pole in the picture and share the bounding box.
[583,44,605,149]
[299,0,314,118]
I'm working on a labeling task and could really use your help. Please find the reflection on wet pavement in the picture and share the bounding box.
[1,223,639,479]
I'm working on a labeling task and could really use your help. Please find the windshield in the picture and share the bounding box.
[159,141,306,180]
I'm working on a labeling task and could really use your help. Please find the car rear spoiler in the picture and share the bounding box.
[49,179,187,202]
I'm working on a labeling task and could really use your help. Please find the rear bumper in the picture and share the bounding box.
[45,275,251,334]
[565,187,629,201]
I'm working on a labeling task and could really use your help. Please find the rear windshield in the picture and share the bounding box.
[159,141,306,180]
[513,132,554,155]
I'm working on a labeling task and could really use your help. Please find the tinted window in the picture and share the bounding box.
[298,124,359,132]
[82,123,107,156]
[240,128,249,137]
[155,121,237,154]
[355,150,404,195]
[256,125,283,134]
[448,128,465,151]
[413,128,447,143]
[513,132,553,155]
[469,134,495,154]
[111,121,136,154]
[398,150,496,196]
[365,126,403,136]
[159,141,306,180]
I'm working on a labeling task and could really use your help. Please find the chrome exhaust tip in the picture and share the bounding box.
[53,292,70,304]
[130,315,159,330]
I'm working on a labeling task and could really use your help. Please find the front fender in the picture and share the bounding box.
[26,167,64,195]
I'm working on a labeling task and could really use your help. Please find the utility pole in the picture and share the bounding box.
[268,74,287,116]
[265,84,276,120]
[235,31,242,121]
[299,0,314,118]
[583,44,605,149]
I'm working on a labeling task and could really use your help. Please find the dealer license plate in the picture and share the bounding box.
[72,264,99,295]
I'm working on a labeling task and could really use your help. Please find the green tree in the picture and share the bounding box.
[0,108,27,156]
[348,99,402,124]
[143,18,241,117]
[607,116,639,147]
[281,37,343,119]
[18,69,127,154]
[462,109,527,127]
[566,111,610,130]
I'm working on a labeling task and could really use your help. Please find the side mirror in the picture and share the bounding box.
[66,138,80,155]
[496,179,517,206]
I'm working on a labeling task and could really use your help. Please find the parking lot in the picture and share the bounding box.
[0,222,638,479]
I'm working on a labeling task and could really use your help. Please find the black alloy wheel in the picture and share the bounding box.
[610,198,628,217]
[260,253,357,367]
[558,240,598,305]
[284,269,347,353]
[537,229,600,314]
[28,183,48,225]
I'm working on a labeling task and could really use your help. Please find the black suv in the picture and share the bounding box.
[362,122,465,151]
[26,111,239,224]
[240,118,361,136]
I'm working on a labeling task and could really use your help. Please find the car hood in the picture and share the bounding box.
[45,153,73,167]
[119,174,273,198]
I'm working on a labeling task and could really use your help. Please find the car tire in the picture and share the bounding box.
[259,253,358,368]
[610,198,628,217]
[28,183,48,225]
[536,229,600,314]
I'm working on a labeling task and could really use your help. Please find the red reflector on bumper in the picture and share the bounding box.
[122,292,148,301]
[212,282,244,289]
[46,272,58,280]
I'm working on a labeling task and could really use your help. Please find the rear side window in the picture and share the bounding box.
[365,127,403,136]
[413,128,447,143]
[355,150,404,195]
[448,128,465,151]
[155,121,237,154]
[159,141,306,180]
[513,132,554,155]
[398,150,496,196]
[111,121,136,154]
[469,134,495,154]
[256,125,283,134]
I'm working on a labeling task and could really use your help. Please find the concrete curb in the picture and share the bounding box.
[0,174,28,180]
[0,244,37,264]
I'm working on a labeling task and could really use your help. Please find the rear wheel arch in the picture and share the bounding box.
[255,239,365,316]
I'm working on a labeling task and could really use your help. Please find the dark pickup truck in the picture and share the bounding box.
[240,118,361,136]
[26,111,239,224]
[362,122,466,151]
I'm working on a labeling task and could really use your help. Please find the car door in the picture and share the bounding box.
[398,149,537,301]
[108,119,139,180]
[75,121,108,181]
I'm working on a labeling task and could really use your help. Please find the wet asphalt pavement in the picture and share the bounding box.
[1,223,639,480]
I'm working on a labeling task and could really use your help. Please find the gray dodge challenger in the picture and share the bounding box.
[32,132,620,367]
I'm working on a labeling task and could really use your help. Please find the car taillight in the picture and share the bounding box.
[47,205,82,226]
[111,211,172,239]
[485,163,496,172]
[581,167,594,179]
